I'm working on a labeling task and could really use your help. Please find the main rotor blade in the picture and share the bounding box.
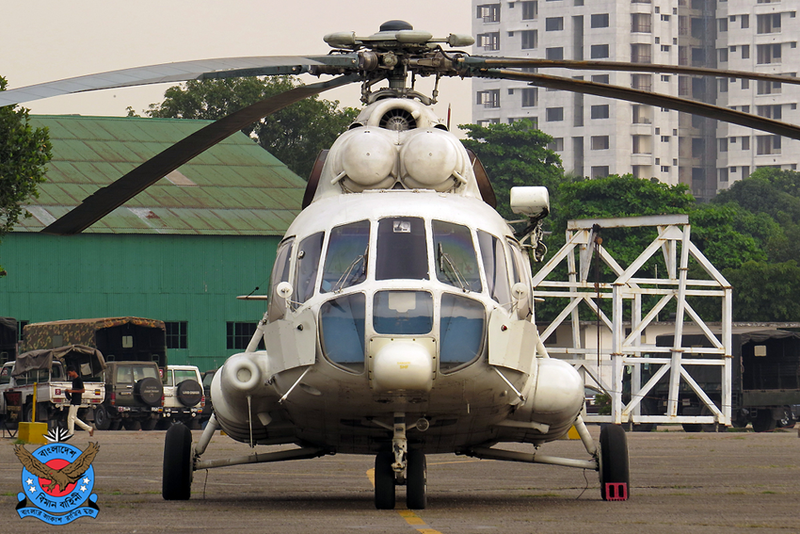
[0,55,358,108]
[42,74,359,236]
[482,69,800,141]
[463,57,800,87]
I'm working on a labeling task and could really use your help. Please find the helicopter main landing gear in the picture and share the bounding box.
[598,424,630,501]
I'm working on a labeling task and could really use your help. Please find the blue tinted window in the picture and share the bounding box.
[373,291,433,335]
[440,293,485,371]
[320,293,366,372]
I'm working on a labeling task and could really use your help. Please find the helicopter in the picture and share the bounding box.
[4,20,800,509]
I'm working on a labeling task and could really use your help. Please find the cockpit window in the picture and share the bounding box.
[321,220,370,293]
[294,232,324,304]
[440,293,486,372]
[267,237,294,322]
[376,217,428,280]
[477,230,512,305]
[373,291,433,335]
[433,220,482,292]
[319,292,366,373]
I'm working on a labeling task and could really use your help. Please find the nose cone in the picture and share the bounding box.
[371,340,434,393]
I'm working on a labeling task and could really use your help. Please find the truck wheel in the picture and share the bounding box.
[599,424,630,501]
[163,423,193,500]
[752,410,776,433]
[176,380,203,407]
[94,405,113,430]
[135,377,164,407]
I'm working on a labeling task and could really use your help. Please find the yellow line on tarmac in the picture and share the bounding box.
[366,468,444,534]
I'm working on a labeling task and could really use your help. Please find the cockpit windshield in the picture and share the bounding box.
[321,220,369,293]
[433,220,482,292]
[375,217,428,280]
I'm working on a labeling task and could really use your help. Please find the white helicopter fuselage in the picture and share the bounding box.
[210,98,585,456]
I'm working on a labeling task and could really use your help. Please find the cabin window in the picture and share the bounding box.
[319,293,366,373]
[294,232,324,304]
[376,217,428,280]
[477,231,512,305]
[373,291,434,335]
[268,238,294,321]
[432,221,482,292]
[321,220,370,293]
[440,294,486,371]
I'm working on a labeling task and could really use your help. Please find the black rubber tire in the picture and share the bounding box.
[163,423,193,500]
[752,410,777,433]
[406,450,427,510]
[135,377,164,407]
[599,424,630,501]
[681,423,703,433]
[374,452,396,510]
[94,404,113,430]
[176,380,203,407]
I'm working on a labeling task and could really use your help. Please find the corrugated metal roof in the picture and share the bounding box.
[18,115,306,235]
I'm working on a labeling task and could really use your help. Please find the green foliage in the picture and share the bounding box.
[146,76,359,179]
[459,119,563,219]
[723,261,800,321]
[0,76,53,277]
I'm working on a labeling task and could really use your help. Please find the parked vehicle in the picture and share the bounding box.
[159,365,204,427]
[0,345,105,427]
[198,369,217,425]
[651,330,800,432]
[20,317,167,367]
[94,361,163,430]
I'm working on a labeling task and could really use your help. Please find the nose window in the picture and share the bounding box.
[440,293,485,372]
[319,293,366,373]
[373,291,433,335]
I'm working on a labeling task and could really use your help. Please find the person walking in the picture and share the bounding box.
[66,368,94,437]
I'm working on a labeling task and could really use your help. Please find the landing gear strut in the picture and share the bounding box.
[374,413,428,510]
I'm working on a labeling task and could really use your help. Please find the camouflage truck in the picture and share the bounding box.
[21,317,167,367]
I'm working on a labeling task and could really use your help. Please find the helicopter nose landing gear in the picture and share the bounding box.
[374,413,428,509]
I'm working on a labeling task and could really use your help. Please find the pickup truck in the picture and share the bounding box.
[158,365,204,427]
[0,345,106,426]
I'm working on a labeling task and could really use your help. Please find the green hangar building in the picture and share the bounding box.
[0,115,306,371]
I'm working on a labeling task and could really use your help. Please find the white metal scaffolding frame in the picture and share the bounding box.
[532,214,733,426]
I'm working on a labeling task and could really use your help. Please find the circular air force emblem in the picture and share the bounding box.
[14,429,100,525]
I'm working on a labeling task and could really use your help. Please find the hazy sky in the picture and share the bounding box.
[2,0,473,132]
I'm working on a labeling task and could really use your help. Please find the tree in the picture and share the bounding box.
[0,76,52,276]
[145,76,359,179]
[724,260,800,321]
[460,119,563,219]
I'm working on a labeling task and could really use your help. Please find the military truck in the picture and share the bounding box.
[20,316,167,367]
[651,330,800,432]
[0,345,106,426]
[21,317,169,430]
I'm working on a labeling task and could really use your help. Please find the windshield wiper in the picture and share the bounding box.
[437,243,470,292]
[333,245,368,293]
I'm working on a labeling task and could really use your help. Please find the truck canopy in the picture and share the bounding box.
[20,317,167,367]
[13,344,106,378]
